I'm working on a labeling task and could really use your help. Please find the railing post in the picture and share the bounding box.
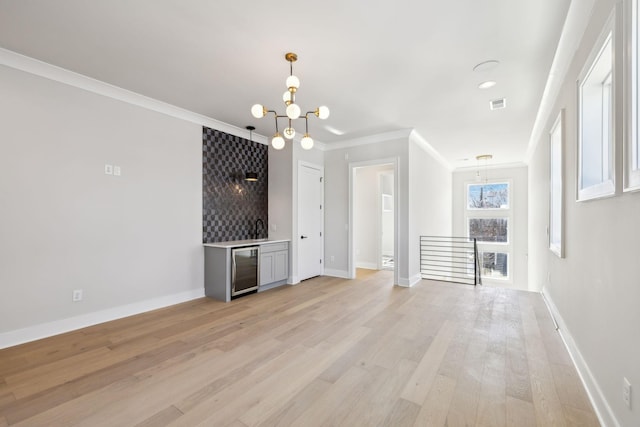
[473,238,482,286]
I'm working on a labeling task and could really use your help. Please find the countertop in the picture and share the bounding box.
[203,239,290,249]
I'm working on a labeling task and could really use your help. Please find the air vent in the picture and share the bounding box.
[490,98,506,110]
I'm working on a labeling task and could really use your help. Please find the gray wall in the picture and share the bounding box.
[0,64,203,341]
[324,137,410,282]
[323,132,452,285]
[528,0,640,425]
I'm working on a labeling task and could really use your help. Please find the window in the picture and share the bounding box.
[468,218,508,243]
[480,252,508,279]
[550,111,564,257]
[467,183,509,209]
[626,0,640,190]
[465,181,511,281]
[577,13,615,200]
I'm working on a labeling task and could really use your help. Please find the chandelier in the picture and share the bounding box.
[251,52,329,150]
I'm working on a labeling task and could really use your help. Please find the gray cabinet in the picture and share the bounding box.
[259,242,289,287]
[204,240,290,302]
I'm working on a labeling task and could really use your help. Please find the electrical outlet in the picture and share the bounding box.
[104,164,113,175]
[113,165,121,176]
[330,255,335,262]
[623,377,632,409]
[72,289,83,302]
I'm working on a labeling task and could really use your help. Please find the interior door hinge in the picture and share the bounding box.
[320,259,322,264]
[320,204,322,210]
[320,177,323,182]
[320,231,322,237]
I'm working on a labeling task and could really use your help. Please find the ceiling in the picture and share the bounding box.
[0,0,571,169]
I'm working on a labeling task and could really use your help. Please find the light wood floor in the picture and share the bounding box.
[0,270,599,426]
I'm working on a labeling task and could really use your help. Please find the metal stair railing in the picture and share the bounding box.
[420,236,482,286]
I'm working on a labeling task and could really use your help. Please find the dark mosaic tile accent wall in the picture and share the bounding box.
[203,127,268,242]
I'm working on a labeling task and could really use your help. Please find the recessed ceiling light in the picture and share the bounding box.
[478,80,497,89]
[473,60,500,72]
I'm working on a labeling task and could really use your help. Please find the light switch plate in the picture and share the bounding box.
[113,166,121,176]
[104,164,113,175]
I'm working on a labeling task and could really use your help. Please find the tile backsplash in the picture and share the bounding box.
[203,127,268,242]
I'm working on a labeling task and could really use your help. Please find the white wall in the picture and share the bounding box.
[528,0,640,425]
[453,166,528,290]
[0,64,203,346]
[408,133,453,280]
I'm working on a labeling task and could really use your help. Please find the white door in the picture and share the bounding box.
[298,163,323,281]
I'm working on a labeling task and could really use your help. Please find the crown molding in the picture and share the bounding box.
[453,161,528,172]
[0,47,270,144]
[408,129,452,171]
[322,128,413,151]
[524,0,597,163]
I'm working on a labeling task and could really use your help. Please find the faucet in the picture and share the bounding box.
[254,218,265,239]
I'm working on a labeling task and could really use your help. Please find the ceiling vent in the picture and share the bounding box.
[490,98,506,110]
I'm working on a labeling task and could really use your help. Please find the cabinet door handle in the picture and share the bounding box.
[301,235,308,239]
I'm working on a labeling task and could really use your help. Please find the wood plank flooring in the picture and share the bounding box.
[0,269,600,426]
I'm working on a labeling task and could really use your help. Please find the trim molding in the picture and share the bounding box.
[409,130,452,171]
[0,47,269,144]
[323,269,351,279]
[0,288,205,350]
[541,288,618,427]
[323,129,413,151]
[524,0,597,163]
[355,262,378,270]
[397,273,422,288]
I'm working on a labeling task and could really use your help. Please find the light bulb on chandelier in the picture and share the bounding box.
[272,133,285,150]
[250,52,329,151]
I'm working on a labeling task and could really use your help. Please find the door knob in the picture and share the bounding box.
[301,235,308,239]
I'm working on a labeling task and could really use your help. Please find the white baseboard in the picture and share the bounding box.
[355,262,378,270]
[397,273,422,287]
[0,288,205,350]
[541,288,619,427]
[323,268,351,279]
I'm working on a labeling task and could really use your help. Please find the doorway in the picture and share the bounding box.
[350,159,397,282]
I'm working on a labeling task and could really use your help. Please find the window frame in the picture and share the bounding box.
[576,11,616,201]
[625,0,640,191]
[549,110,564,258]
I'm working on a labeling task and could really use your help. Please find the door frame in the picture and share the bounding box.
[295,161,324,283]
[378,170,394,270]
[348,158,398,284]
